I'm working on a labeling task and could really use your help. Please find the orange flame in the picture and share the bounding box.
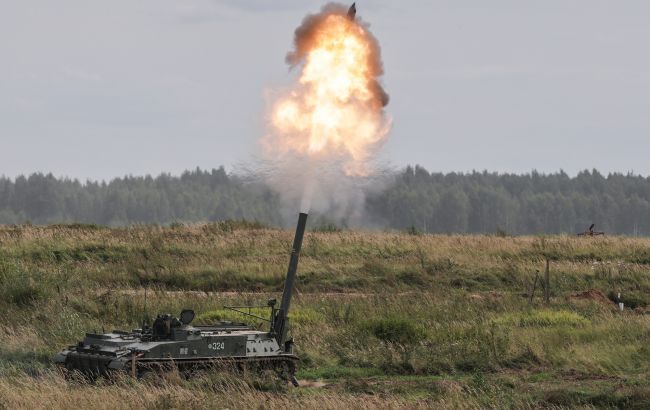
[266,9,390,176]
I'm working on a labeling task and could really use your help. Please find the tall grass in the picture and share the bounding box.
[0,223,648,407]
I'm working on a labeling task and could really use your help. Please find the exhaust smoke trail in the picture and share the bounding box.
[261,3,391,222]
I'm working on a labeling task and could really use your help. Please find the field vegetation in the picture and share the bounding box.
[0,222,648,408]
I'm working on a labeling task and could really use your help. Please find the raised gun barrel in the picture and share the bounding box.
[274,212,308,348]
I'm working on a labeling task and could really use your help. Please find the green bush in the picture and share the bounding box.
[363,317,427,345]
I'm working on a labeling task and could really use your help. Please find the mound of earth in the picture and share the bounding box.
[568,289,614,308]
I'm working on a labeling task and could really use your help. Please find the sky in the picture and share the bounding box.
[1,0,649,180]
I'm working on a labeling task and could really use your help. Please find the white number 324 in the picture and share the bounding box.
[208,342,225,350]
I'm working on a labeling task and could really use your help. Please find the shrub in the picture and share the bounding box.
[363,317,427,345]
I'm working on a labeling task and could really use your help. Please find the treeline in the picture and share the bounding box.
[366,166,650,235]
[1,166,649,235]
[0,167,283,227]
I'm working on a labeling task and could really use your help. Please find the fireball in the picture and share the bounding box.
[266,6,390,176]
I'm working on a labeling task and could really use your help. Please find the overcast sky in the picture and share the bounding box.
[2,1,649,180]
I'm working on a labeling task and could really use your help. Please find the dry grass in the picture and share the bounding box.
[0,372,419,410]
[0,223,649,408]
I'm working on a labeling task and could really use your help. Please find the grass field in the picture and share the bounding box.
[0,221,649,409]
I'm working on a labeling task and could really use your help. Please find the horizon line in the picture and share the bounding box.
[0,165,648,184]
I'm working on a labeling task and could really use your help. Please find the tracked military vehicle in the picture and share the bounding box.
[54,213,308,385]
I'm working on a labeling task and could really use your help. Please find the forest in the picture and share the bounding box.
[0,166,648,235]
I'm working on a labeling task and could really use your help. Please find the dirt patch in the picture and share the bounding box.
[297,380,328,388]
[468,291,503,302]
[568,289,614,308]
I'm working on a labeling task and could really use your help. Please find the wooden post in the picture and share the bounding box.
[132,353,137,378]
[529,270,539,304]
[544,258,550,305]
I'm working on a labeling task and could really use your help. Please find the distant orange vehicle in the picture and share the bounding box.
[577,224,605,236]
